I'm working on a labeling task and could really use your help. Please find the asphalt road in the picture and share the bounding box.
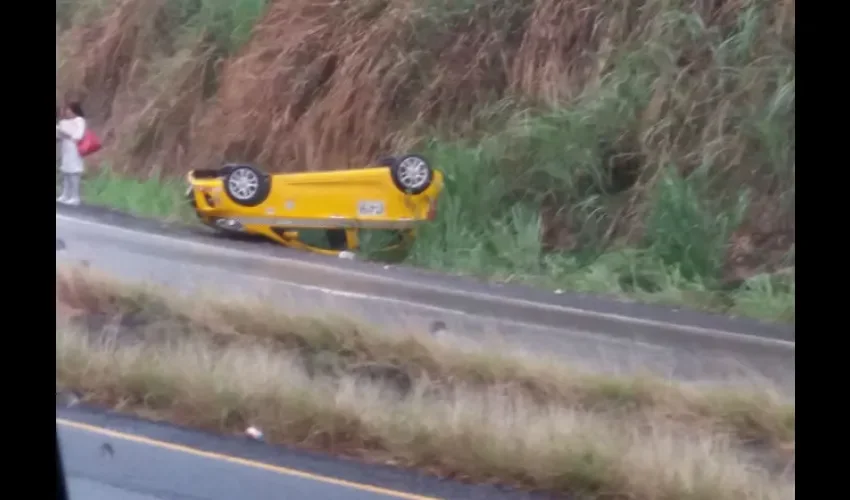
[55,203,795,499]
[57,406,542,500]
[56,204,795,389]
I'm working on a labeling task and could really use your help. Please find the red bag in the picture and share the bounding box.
[77,129,102,157]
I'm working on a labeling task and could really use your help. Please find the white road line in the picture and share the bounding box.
[56,212,795,350]
[58,241,627,350]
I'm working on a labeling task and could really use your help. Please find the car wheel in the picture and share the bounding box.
[389,154,433,195]
[223,164,271,207]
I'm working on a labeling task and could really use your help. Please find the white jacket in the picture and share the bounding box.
[56,117,86,174]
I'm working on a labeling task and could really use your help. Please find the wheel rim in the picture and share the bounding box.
[397,157,430,190]
[228,168,259,200]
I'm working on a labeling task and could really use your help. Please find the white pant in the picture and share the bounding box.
[59,173,82,201]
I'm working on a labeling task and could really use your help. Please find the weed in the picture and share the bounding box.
[81,165,192,221]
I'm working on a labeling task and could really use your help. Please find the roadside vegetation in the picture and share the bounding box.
[57,264,795,499]
[55,0,795,323]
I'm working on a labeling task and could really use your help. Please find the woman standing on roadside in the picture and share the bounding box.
[56,101,86,205]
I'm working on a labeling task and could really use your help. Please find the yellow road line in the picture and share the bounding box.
[56,418,442,500]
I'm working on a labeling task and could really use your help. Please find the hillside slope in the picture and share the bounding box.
[56,0,795,321]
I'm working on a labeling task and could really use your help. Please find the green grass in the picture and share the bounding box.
[77,168,195,222]
[400,1,795,323]
[57,0,269,54]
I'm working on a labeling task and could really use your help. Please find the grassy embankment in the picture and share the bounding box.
[56,0,795,323]
[57,264,795,499]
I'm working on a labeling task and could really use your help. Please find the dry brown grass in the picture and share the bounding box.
[62,0,641,170]
[57,326,794,499]
[56,0,793,173]
[57,263,795,449]
[57,0,217,172]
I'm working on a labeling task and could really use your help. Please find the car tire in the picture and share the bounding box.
[388,154,433,195]
[223,164,271,207]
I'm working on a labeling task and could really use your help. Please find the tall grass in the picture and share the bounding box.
[56,0,268,53]
[56,0,795,323]
[401,2,794,321]
[58,328,795,500]
[160,0,269,53]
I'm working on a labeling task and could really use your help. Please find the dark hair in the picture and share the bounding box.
[66,101,85,118]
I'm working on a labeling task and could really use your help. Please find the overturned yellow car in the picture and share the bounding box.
[186,154,444,256]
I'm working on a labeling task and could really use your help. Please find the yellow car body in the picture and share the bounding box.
[186,155,443,255]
